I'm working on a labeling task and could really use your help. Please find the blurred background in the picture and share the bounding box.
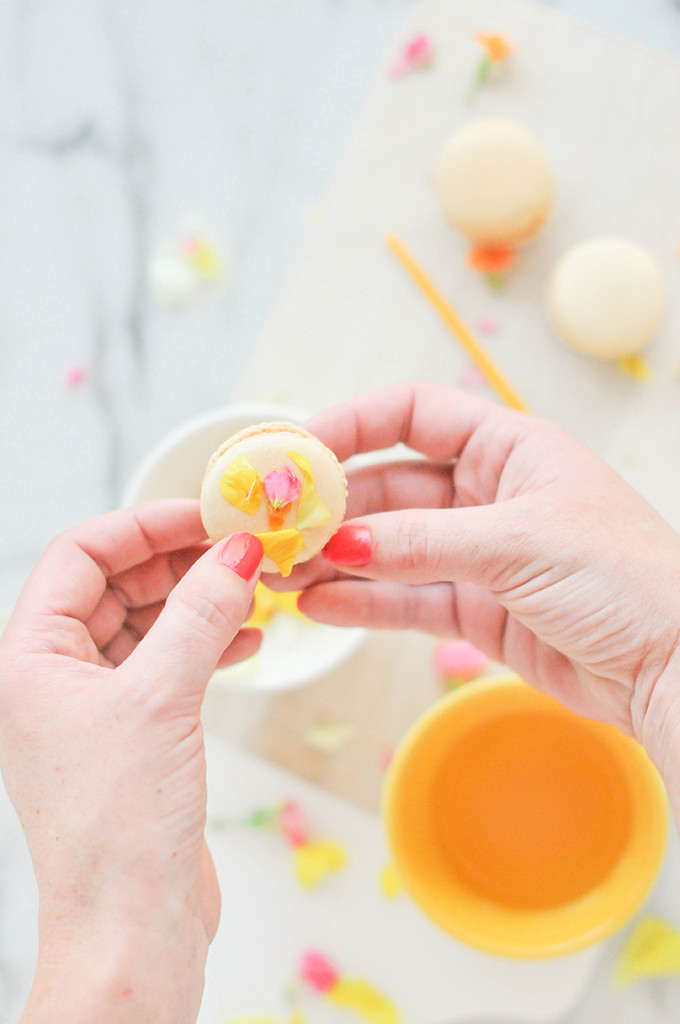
[2,1,680,1021]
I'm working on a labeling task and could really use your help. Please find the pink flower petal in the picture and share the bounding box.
[63,364,89,387]
[264,467,301,509]
[388,33,435,78]
[475,316,500,335]
[434,640,488,681]
[299,949,339,993]
[279,800,309,848]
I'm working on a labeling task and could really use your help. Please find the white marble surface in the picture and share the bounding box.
[2,0,680,1021]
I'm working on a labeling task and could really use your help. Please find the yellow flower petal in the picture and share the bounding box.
[287,451,330,530]
[615,917,680,986]
[220,455,263,513]
[617,355,651,381]
[288,1011,306,1024]
[379,863,403,898]
[328,978,400,1024]
[305,723,355,753]
[247,583,304,626]
[292,840,348,888]
[188,237,222,279]
[255,528,305,576]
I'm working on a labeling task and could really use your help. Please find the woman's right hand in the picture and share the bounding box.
[282,383,680,793]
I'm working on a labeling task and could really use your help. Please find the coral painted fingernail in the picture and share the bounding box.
[323,525,371,567]
[218,532,263,580]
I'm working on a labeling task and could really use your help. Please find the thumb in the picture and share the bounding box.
[127,532,263,693]
[322,501,537,589]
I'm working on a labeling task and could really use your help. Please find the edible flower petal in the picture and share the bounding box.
[292,840,348,888]
[287,451,330,529]
[388,33,435,79]
[255,528,305,576]
[617,355,651,380]
[220,455,263,514]
[279,800,310,848]
[467,245,515,273]
[299,950,340,993]
[379,863,403,898]
[328,978,400,1024]
[474,32,514,62]
[615,917,680,986]
[264,467,302,509]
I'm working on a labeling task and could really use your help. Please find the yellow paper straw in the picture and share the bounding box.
[386,234,529,412]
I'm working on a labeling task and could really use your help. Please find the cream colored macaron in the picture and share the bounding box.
[546,238,667,360]
[434,119,554,247]
[200,422,347,576]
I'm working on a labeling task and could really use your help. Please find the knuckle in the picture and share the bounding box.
[393,515,436,575]
[171,586,239,640]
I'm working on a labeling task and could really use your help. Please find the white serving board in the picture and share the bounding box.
[235,0,680,529]
[200,736,601,1024]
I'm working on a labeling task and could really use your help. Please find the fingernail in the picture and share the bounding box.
[218,532,263,581]
[323,525,371,567]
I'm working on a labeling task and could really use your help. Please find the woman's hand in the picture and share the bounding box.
[0,500,263,1024]
[282,383,680,788]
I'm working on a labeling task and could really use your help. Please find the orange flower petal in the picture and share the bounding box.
[474,32,514,62]
[467,245,516,272]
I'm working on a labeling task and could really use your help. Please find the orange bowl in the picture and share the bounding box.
[383,677,667,958]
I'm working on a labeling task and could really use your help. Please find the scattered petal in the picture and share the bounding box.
[292,839,348,888]
[388,33,435,79]
[279,800,310,848]
[475,316,500,335]
[220,455,264,513]
[434,640,488,683]
[467,32,514,101]
[299,950,340,993]
[379,863,404,898]
[305,722,356,753]
[255,528,305,576]
[149,227,224,305]
[328,978,400,1024]
[468,245,516,273]
[63,363,89,387]
[181,233,222,279]
[474,32,514,62]
[617,355,651,380]
[614,917,680,986]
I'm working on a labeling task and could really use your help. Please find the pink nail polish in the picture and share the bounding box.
[323,525,371,567]
[218,532,263,581]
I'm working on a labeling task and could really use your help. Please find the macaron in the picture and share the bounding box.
[434,119,554,247]
[546,238,667,359]
[200,421,347,576]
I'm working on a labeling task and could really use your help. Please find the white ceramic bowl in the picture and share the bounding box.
[123,402,366,692]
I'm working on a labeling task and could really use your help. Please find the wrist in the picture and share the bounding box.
[23,901,208,1024]
[634,641,680,820]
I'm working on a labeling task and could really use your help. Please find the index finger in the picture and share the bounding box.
[14,500,207,624]
[304,381,527,463]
